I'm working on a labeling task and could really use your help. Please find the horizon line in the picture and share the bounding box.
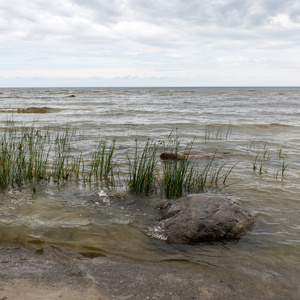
[1,85,300,89]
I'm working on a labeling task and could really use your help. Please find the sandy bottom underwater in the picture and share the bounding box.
[0,245,299,300]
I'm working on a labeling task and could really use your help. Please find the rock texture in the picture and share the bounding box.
[161,193,254,244]
[106,189,129,200]
[160,150,224,161]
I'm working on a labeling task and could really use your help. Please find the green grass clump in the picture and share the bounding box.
[88,140,116,181]
[51,126,75,183]
[0,124,51,189]
[162,143,193,198]
[162,154,235,198]
[160,131,234,197]
[0,122,235,197]
[71,153,84,180]
[127,140,158,195]
[126,133,235,198]
[0,123,116,191]
[249,141,288,181]
[204,123,232,141]
[184,158,236,194]
[275,160,288,181]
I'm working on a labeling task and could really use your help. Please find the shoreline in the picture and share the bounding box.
[0,245,298,300]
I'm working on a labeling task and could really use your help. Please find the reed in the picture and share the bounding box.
[127,139,158,195]
[278,147,285,159]
[263,143,271,160]
[225,123,233,140]
[0,123,118,190]
[221,162,237,185]
[88,140,115,181]
[204,124,232,141]
[252,154,259,171]
[275,160,288,181]
[184,159,236,194]
[248,138,256,150]
[281,160,288,180]
[184,162,210,193]
[0,123,236,196]
[0,125,51,190]
[71,153,84,180]
[160,131,235,197]
[51,127,75,183]
[250,142,288,180]
[162,143,193,198]
[258,160,265,175]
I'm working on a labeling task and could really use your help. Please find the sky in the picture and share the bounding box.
[0,0,300,87]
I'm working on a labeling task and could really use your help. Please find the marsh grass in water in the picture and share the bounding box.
[0,124,116,191]
[88,140,116,182]
[275,160,288,181]
[127,139,158,195]
[250,141,288,181]
[0,123,51,189]
[71,153,84,180]
[126,132,236,198]
[160,132,193,198]
[204,123,232,141]
[184,158,236,194]
[51,126,75,183]
[0,123,236,196]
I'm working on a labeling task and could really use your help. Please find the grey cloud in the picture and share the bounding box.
[129,0,299,30]
[261,0,297,14]
[1,0,300,54]
[71,0,126,24]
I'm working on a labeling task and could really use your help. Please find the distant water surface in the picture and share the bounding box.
[0,87,299,290]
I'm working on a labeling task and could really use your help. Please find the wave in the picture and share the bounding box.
[157,90,196,94]
[231,123,295,130]
[0,107,60,114]
[18,107,60,114]
[1,95,25,99]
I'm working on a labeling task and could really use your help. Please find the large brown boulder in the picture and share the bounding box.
[161,193,254,244]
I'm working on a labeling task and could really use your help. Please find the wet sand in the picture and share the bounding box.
[0,246,299,300]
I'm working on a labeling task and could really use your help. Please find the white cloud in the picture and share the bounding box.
[0,0,300,86]
[268,13,300,29]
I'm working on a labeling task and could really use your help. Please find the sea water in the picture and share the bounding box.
[0,87,299,287]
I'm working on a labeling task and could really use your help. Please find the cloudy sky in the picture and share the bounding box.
[0,0,300,87]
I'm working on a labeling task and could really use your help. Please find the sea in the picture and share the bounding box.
[0,87,299,290]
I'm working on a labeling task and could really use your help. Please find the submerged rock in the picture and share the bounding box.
[16,107,57,114]
[160,150,224,161]
[161,193,254,244]
[106,189,129,200]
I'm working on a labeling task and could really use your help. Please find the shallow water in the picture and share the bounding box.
[0,87,300,286]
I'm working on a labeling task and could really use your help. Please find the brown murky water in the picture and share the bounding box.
[0,87,300,290]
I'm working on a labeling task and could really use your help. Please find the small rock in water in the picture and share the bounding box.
[160,150,224,161]
[161,193,254,244]
[106,190,128,200]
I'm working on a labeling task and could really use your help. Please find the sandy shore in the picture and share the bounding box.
[0,245,299,300]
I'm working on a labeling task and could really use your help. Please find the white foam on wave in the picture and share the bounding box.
[97,190,111,205]
[146,225,167,241]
